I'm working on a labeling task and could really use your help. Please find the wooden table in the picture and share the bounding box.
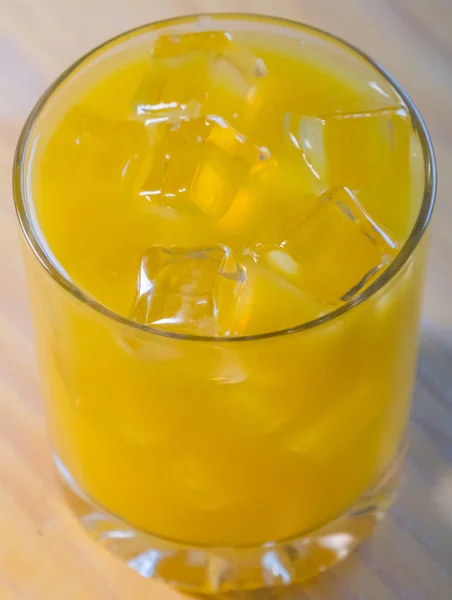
[1,1,451,598]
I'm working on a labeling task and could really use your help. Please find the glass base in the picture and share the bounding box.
[54,449,404,593]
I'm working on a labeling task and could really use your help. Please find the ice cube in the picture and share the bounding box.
[138,117,209,207]
[62,108,150,194]
[288,106,411,236]
[139,116,271,219]
[132,54,207,123]
[153,31,267,80]
[204,55,258,122]
[215,144,324,241]
[228,256,328,335]
[131,245,247,336]
[247,187,397,305]
[133,56,255,127]
[133,31,265,125]
[192,116,272,218]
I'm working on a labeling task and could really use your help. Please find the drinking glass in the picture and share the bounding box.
[13,14,436,594]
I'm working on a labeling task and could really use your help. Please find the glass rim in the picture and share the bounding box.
[13,12,437,344]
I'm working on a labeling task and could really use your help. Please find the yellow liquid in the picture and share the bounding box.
[27,27,425,546]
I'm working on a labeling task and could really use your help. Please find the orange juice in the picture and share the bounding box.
[15,15,434,591]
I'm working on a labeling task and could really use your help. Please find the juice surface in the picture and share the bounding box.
[27,22,425,546]
[35,28,414,335]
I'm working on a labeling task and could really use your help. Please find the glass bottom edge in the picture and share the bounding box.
[54,448,404,594]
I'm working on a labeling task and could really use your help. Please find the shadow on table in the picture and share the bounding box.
[185,326,452,600]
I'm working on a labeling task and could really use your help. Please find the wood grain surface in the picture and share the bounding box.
[0,1,451,599]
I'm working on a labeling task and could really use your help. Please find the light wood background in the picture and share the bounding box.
[1,1,451,599]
